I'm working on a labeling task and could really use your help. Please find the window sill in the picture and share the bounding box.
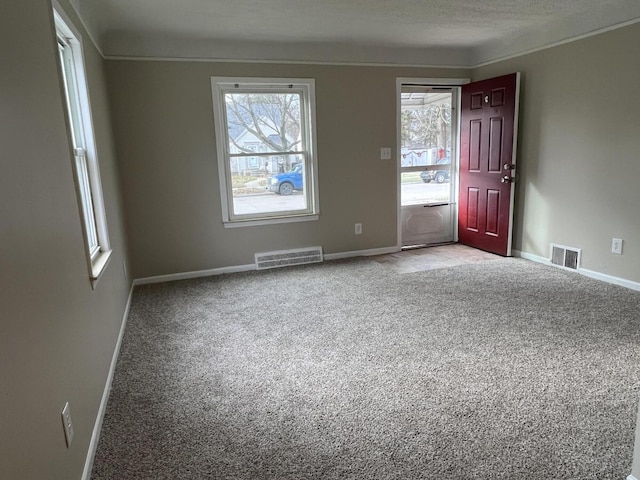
[223,214,319,228]
[90,249,113,289]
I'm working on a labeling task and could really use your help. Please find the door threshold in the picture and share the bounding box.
[401,241,455,251]
[401,244,428,251]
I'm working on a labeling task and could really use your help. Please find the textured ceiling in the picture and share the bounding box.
[75,0,640,66]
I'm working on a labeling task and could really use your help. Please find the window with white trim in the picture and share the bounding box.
[55,8,111,285]
[211,78,319,227]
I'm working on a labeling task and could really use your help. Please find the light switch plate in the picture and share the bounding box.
[612,238,623,255]
[380,147,391,160]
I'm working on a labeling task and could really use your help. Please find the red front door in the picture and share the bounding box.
[458,73,520,256]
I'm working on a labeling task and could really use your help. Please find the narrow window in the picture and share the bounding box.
[211,78,319,227]
[55,8,111,285]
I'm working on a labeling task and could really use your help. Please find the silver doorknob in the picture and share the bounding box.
[501,175,512,183]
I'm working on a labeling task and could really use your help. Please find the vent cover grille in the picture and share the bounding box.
[550,244,581,270]
[255,246,323,270]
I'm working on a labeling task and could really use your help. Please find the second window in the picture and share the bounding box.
[212,78,319,225]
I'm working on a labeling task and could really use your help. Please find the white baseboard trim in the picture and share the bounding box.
[512,249,552,266]
[82,281,135,480]
[133,246,401,286]
[580,268,640,292]
[627,475,638,480]
[324,246,400,261]
[512,249,640,292]
[133,263,255,286]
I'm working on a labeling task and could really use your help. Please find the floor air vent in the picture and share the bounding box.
[255,246,323,270]
[550,244,581,270]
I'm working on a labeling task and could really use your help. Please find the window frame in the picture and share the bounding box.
[54,5,112,287]
[211,77,320,228]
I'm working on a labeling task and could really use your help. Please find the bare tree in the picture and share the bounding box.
[225,93,301,170]
[401,104,451,154]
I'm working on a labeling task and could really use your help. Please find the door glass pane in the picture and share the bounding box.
[400,89,453,206]
[401,171,450,206]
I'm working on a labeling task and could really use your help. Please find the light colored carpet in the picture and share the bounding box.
[92,257,640,479]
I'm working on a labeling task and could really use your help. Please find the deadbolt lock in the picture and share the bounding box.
[503,163,515,170]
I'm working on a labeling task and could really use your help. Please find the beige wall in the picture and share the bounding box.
[473,23,640,478]
[4,1,640,477]
[109,23,640,284]
[473,23,640,282]
[0,1,131,478]
[106,61,470,278]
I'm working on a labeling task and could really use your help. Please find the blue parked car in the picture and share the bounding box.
[266,163,303,195]
[420,157,451,184]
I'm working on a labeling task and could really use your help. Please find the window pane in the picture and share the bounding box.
[75,152,99,254]
[231,154,307,216]
[58,41,85,149]
[224,93,302,154]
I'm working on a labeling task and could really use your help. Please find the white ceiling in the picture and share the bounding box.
[73,0,640,66]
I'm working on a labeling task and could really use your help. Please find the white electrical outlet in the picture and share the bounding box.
[355,223,362,235]
[612,238,623,255]
[61,402,74,447]
[380,147,391,160]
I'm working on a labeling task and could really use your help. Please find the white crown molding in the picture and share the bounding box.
[54,0,105,58]
[101,15,640,70]
[102,33,474,68]
[474,16,640,68]
[473,0,640,66]
[70,3,640,69]
[103,54,472,69]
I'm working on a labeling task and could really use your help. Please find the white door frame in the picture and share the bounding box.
[395,77,470,249]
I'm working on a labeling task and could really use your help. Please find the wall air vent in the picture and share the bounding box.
[255,246,323,270]
[550,243,581,270]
